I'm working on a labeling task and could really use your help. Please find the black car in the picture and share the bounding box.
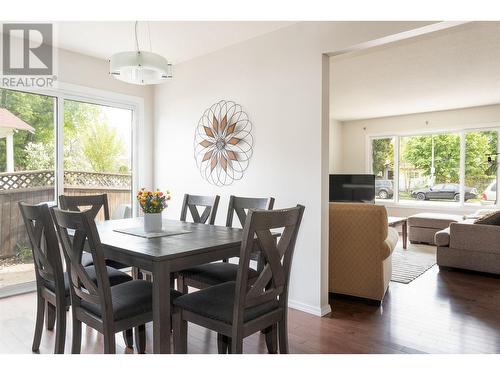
[375,179,394,199]
[411,183,477,201]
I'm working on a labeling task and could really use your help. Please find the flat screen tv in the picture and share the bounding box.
[329,174,375,203]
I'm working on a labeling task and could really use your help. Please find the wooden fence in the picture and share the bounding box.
[0,170,132,258]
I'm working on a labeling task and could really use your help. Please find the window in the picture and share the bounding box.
[371,137,394,201]
[63,99,133,220]
[465,130,497,206]
[0,89,56,290]
[370,128,499,206]
[399,133,460,203]
[0,87,137,296]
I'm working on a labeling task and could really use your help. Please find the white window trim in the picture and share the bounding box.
[366,125,500,210]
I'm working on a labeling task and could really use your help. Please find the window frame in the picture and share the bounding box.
[2,82,144,215]
[367,125,500,209]
[0,82,144,297]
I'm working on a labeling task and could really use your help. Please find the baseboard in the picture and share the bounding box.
[288,299,332,317]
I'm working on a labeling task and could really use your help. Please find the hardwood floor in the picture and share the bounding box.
[1,265,499,354]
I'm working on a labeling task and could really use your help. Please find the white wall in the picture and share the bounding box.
[329,119,343,174]
[154,21,435,316]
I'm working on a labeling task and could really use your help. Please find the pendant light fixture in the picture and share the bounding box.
[109,21,172,85]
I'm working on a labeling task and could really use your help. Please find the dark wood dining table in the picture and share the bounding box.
[94,217,245,354]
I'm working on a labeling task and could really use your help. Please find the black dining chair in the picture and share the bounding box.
[19,202,134,353]
[172,205,304,354]
[51,207,182,354]
[59,194,129,270]
[180,194,220,225]
[177,196,275,292]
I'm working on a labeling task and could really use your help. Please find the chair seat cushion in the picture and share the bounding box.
[81,252,94,267]
[104,260,130,270]
[180,263,259,286]
[44,266,132,296]
[81,280,182,321]
[173,281,279,324]
[81,252,130,270]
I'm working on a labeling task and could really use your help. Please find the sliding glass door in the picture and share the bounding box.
[0,89,56,291]
[0,88,135,296]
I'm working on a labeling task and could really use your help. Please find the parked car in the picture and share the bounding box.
[411,183,477,201]
[480,181,496,204]
[375,179,394,199]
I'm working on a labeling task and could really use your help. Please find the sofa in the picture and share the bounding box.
[436,220,500,275]
[329,202,399,303]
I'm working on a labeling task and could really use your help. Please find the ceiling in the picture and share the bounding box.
[330,22,500,121]
[52,21,294,64]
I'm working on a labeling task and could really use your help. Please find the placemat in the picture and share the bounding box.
[113,226,191,239]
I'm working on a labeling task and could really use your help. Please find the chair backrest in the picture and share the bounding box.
[19,202,65,296]
[226,195,275,228]
[51,208,113,324]
[59,194,110,221]
[111,204,132,220]
[180,194,220,225]
[233,205,305,326]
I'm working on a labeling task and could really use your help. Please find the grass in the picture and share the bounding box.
[16,245,33,263]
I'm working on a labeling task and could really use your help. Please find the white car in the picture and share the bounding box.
[481,181,497,204]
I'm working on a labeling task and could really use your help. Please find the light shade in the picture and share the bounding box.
[109,51,173,85]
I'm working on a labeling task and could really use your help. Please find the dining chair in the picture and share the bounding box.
[52,207,182,354]
[111,203,132,220]
[177,196,275,292]
[59,194,128,270]
[19,202,134,353]
[180,194,220,225]
[172,205,305,354]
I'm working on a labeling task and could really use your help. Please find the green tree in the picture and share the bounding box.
[402,134,461,184]
[401,131,496,191]
[372,138,394,178]
[0,89,55,171]
[0,89,127,174]
[465,131,497,190]
[24,142,54,170]
[82,122,124,172]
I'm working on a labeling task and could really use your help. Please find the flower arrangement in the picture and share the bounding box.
[136,188,172,214]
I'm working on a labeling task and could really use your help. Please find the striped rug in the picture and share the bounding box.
[391,243,437,284]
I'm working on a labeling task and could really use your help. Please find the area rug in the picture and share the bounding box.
[391,244,437,284]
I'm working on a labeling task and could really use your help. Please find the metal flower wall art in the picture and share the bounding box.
[194,100,253,186]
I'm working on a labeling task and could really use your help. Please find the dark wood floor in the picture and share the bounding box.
[1,265,500,354]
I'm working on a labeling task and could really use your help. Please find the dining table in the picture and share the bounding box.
[93,217,245,354]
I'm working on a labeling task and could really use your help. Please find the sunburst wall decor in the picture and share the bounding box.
[194,100,253,186]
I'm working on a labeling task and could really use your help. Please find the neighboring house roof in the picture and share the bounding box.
[0,108,35,133]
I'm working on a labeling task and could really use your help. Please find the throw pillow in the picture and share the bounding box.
[474,210,500,225]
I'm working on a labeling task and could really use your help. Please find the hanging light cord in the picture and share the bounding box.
[148,22,152,52]
[134,21,140,52]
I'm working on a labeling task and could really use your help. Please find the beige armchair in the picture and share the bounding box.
[329,203,398,303]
